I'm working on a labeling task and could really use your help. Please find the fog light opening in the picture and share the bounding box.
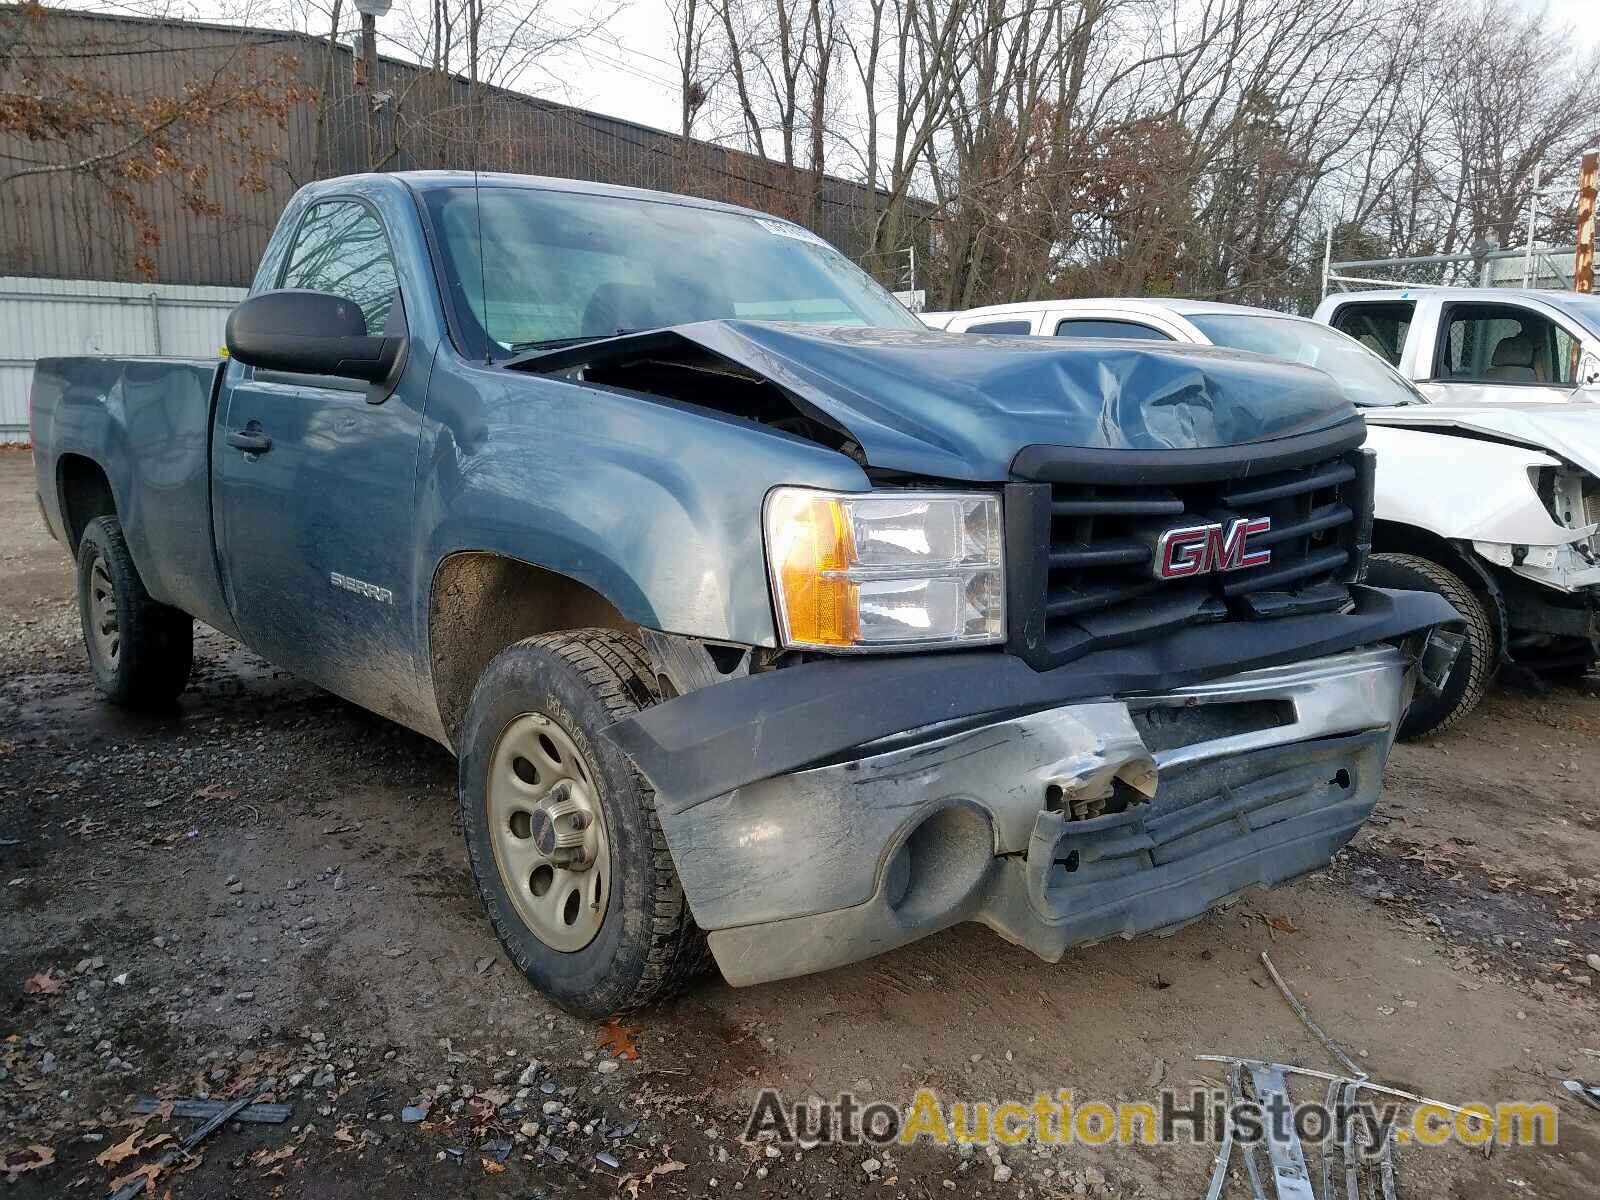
[1331,768,1351,790]
[884,804,992,923]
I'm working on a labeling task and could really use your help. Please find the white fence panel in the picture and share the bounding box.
[0,277,245,444]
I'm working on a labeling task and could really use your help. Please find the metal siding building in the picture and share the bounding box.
[1,9,924,287]
[0,278,244,442]
[0,9,929,442]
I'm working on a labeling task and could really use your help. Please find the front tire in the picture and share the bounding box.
[458,630,710,1017]
[1366,552,1495,739]
[75,515,194,708]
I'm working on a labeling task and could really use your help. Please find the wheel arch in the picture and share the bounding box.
[1370,519,1508,661]
[55,453,119,552]
[427,551,639,750]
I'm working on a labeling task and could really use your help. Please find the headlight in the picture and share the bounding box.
[763,487,1004,650]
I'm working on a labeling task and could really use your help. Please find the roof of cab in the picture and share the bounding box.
[300,170,780,221]
[948,296,1321,323]
[1321,286,1592,308]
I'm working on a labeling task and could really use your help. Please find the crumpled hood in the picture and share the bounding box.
[1364,401,1600,479]
[522,321,1359,480]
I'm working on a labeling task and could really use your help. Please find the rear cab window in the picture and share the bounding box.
[1433,302,1578,386]
[962,319,1035,335]
[1053,318,1171,341]
[1328,300,1413,366]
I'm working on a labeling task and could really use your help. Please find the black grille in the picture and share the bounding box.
[1006,448,1374,669]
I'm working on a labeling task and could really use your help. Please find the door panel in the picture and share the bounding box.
[212,197,436,731]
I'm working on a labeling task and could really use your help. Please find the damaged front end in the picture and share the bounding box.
[520,319,1456,984]
[609,589,1454,986]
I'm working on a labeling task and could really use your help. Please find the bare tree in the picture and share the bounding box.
[0,1,308,278]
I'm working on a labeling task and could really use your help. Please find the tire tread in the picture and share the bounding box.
[1369,552,1495,739]
[77,515,193,708]
[463,629,711,1014]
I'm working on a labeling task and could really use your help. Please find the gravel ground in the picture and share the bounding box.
[2,446,1599,1198]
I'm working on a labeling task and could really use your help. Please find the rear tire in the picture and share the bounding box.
[457,629,711,1017]
[1366,552,1495,739]
[75,515,194,708]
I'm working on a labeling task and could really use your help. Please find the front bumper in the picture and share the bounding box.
[659,646,1410,985]
[607,587,1453,987]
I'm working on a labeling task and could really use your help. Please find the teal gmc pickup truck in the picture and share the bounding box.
[29,172,1454,1016]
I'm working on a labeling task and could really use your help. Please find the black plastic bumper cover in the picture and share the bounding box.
[606,585,1457,813]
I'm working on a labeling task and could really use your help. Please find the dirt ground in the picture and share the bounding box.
[2,445,1598,1199]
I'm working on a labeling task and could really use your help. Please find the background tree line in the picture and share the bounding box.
[673,0,1599,310]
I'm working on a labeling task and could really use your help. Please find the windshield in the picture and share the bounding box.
[1186,313,1425,407]
[420,185,923,360]
[1551,294,1600,338]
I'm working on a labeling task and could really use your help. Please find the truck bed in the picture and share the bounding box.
[30,355,234,636]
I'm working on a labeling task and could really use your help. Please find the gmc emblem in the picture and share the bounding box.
[1151,517,1271,580]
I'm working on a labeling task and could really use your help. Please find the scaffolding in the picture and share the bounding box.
[1321,241,1578,297]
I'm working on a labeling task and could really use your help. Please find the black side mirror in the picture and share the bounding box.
[225,290,403,384]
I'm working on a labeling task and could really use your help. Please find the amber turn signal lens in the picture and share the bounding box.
[764,488,1005,651]
[766,491,860,647]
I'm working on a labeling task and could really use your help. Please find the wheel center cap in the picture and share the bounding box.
[529,807,558,856]
[534,780,598,870]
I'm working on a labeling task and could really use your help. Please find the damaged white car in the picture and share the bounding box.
[925,298,1600,736]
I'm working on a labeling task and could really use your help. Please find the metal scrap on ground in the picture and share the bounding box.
[1563,1079,1600,1114]
[1198,953,1419,1198]
[107,1091,263,1200]
[130,1097,291,1124]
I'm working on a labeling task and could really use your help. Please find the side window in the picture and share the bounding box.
[1552,324,1581,385]
[1435,303,1575,386]
[1329,301,1413,366]
[1053,318,1172,341]
[964,319,1033,334]
[280,200,399,336]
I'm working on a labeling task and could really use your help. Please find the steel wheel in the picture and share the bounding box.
[87,550,121,670]
[486,711,610,952]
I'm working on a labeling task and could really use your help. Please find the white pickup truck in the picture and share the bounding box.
[924,297,1600,736]
[1311,287,1600,403]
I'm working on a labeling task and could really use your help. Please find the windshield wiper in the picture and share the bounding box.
[508,328,651,353]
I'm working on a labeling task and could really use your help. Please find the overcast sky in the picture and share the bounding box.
[527,0,1599,143]
[61,0,1600,158]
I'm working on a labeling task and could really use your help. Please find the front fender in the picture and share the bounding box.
[413,356,872,647]
[1367,424,1572,545]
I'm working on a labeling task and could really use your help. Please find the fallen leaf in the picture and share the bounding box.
[475,1088,512,1109]
[1266,915,1299,934]
[2,1144,55,1182]
[623,1159,685,1197]
[481,1158,506,1174]
[381,944,413,959]
[194,783,238,801]
[333,1126,357,1145]
[96,1129,145,1169]
[598,1018,643,1061]
[22,970,65,996]
[250,1144,297,1167]
[108,1163,162,1194]
[475,955,496,975]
